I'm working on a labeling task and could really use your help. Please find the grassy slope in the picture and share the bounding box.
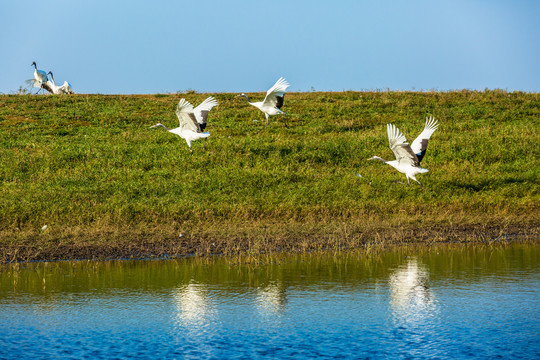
[0,91,539,261]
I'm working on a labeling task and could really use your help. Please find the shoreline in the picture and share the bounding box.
[2,222,538,264]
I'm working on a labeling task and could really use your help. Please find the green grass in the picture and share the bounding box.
[0,90,539,261]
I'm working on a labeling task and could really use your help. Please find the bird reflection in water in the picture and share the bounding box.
[172,282,215,328]
[256,283,287,316]
[389,257,437,323]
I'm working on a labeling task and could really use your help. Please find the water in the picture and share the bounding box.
[1,243,539,359]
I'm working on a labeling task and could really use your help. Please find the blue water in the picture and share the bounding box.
[1,244,539,359]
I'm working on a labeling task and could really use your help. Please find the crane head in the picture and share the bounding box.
[31,61,37,67]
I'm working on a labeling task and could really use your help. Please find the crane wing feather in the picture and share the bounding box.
[175,98,200,133]
[410,116,439,163]
[60,81,74,94]
[275,95,285,109]
[387,123,420,167]
[193,96,218,125]
[262,77,290,108]
[25,79,41,88]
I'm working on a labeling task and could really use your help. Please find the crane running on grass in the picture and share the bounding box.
[25,61,52,94]
[47,71,74,94]
[238,77,290,129]
[150,97,218,155]
[368,117,439,187]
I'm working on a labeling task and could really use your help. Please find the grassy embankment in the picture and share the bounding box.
[0,90,539,262]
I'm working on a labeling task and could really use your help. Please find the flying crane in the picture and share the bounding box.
[150,97,218,155]
[238,77,290,129]
[368,117,439,187]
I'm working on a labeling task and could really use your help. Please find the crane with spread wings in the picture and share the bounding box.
[368,117,439,187]
[150,97,218,155]
[238,77,290,129]
[47,71,74,94]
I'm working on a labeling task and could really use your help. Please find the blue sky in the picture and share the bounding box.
[1,0,538,94]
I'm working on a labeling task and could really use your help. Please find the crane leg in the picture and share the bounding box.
[203,138,207,150]
[283,113,288,128]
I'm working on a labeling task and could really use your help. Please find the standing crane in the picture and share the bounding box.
[26,61,52,94]
[238,77,290,129]
[368,117,439,187]
[150,97,218,155]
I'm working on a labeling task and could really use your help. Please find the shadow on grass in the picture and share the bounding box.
[445,177,536,192]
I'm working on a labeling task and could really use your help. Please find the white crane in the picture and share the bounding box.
[46,71,74,94]
[150,97,218,155]
[238,77,290,128]
[368,117,439,187]
[25,61,52,94]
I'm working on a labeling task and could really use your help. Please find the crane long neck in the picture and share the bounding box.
[371,156,388,163]
[156,123,171,131]
[241,94,251,104]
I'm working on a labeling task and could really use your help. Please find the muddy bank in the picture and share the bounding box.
[2,223,538,263]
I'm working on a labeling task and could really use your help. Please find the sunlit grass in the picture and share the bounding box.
[0,90,538,261]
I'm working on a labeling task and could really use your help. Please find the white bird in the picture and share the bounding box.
[368,117,439,187]
[25,61,52,94]
[150,98,217,155]
[46,71,74,94]
[238,77,290,128]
